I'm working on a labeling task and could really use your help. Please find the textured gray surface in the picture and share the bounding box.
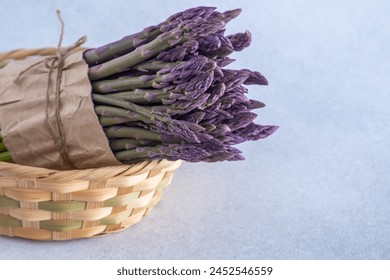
[0,0,389,259]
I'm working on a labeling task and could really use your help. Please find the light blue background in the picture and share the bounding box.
[0,0,389,259]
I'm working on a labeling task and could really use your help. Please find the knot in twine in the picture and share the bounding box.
[16,10,87,169]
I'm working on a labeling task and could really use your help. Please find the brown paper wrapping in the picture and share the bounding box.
[0,51,122,170]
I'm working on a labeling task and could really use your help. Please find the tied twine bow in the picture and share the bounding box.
[16,10,87,168]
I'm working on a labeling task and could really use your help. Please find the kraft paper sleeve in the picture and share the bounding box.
[0,51,122,170]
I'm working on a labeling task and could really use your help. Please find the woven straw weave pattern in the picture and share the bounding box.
[0,160,181,240]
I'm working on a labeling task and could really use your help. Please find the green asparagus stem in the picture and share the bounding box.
[0,141,7,152]
[0,151,13,162]
[83,26,162,65]
[0,131,13,162]
[98,116,133,127]
[88,30,187,81]
[132,60,180,72]
[104,126,163,141]
[91,67,190,93]
[92,75,155,93]
[93,94,200,144]
[92,94,172,125]
[109,138,159,151]
[99,89,170,104]
[95,105,151,121]
[114,149,149,161]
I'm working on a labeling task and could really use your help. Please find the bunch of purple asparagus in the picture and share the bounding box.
[0,6,278,165]
[83,6,278,163]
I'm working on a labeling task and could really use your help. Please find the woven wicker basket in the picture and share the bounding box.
[0,160,181,240]
[0,48,182,240]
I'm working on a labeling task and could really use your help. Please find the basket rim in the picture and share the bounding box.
[0,159,182,176]
[0,47,85,63]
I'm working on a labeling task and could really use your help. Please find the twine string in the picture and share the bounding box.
[15,10,87,168]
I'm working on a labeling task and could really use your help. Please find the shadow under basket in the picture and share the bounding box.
[0,160,181,241]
